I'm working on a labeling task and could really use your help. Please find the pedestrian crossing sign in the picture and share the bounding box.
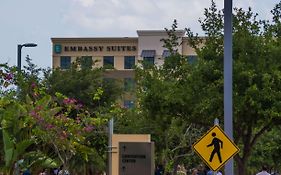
[192,125,239,171]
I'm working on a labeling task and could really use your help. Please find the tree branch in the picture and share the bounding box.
[250,121,272,147]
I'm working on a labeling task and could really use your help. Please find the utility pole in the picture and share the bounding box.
[224,0,234,175]
[108,118,114,175]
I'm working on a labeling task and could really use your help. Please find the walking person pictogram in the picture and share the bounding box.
[207,132,223,163]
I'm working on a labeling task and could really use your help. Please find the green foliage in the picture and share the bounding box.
[0,58,120,174]
[132,20,207,174]
[0,98,36,173]
[248,126,281,174]
[16,55,45,101]
[132,1,281,174]
[185,1,281,174]
[44,62,121,113]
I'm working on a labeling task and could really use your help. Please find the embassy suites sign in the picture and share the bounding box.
[62,45,137,52]
[65,45,137,52]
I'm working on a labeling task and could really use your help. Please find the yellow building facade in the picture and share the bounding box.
[51,30,197,108]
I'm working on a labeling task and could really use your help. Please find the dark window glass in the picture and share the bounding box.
[124,78,135,92]
[60,56,71,69]
[143,57,154,68]
[124,56,135,69]
[103,56,114,69]
[162,50,171,58]
[124,100,134,109]
[54,44,62,54]
[81,56,93,69]
[187,55,197,64]
[103,78,115,84]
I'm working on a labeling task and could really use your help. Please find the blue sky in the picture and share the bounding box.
[0,0,279,69]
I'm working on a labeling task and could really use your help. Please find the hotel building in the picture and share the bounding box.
[51,30,197,108]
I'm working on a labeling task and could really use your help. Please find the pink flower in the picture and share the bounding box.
[30,110,37,117]
[75,103,83,110]
[4,73,13,80]
[83,125,94,132]
[37,116,44,123]
[63,98,77,105]
[76,117,81,124]
[45,124,54,130]
[35,105,42,111]
[60,131,68,139]
[31,82,36,88]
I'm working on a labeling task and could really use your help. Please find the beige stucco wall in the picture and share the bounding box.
[137,30,185,58]
[51,32,201,70]
[182,38,197,56]
[111,134,151,175]
[52,38,138,70]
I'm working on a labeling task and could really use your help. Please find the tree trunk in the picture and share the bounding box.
[172,158,179,175]
[235,147,251,175]
[237,158,247,175]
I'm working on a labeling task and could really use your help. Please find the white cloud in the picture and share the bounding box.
[63,0,279,37]
[63,0,213,35]
[1,0,280,69]
[73,0,96,7]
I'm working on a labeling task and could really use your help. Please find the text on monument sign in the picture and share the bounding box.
[119,142,154,175]
[64,45,137,52]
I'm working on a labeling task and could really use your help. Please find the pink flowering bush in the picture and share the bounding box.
[0,64,16,92]
[26,93,106,172]
[0,62,119,174]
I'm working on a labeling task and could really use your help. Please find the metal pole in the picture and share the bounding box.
[108,118,114,175]
[214,118,219,126]
[224,0,233,175]
[214,118,218,175]
[17,45,22,71]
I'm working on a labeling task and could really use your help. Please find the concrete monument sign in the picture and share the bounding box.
[119,142,154,175]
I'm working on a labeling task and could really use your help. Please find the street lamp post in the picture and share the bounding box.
[17,43,37,71]
[15,43,37,175]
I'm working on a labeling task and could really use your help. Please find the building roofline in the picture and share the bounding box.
[51,37,138,42]
[182,36,207,40]
[137,30,185,36]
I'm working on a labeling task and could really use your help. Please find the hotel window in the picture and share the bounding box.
[143,57,155,68]
[162,50,171,58]
[60,56,71,69]
[187,55,197,64]
[103,78,116,89]
[124,56,135,69]
[124,78,135,92]
[124,100,134,109]
[103,56,114,69]
[141,50,156,68]
[81,56,93,69]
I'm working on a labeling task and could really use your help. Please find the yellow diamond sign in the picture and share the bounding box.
[193,125,239,171]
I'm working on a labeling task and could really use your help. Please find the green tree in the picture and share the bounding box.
[135,1,281,175]
[134,20,205,175]
[43,61,121,174]
[28,93,106,174]
[44,59,121,113]
[248,126,281,174]
[0,64,58,174]
[186,1,281,174]
[16,55,45,101]
[0,59,120,174]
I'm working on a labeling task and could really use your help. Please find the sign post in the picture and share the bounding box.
[224,0,234,173]
[193,125,239,172]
